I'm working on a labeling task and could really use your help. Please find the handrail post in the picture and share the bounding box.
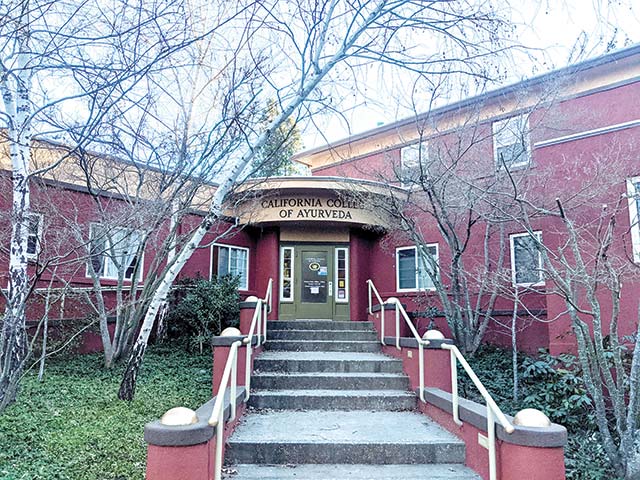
[214,406,223,480]
[418,341,425,403]
[367,280,372,315]
[256,299,262,343]
[262,301,268,344]
[487,406,497,480]
[450,348,462,426]
[230,346,237,422]
[381,306,386,346]
[245,338,252,400]
[395,302,400,350]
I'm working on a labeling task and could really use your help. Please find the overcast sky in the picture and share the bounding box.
[300,0,640,150]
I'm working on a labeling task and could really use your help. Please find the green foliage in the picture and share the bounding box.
[564,432,622,480]
[520,351,593,431]
[251,99,304,178]
[0,343,211,480]
[166,276,240,352]
[460,346,617,480]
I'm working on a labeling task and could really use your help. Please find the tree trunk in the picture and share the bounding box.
[0,21,34,409]
[118,342,147,401]
[511,288,519,402]
[0,311,29,411]
[38,295,51,382]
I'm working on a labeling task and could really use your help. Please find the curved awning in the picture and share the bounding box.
[224,176,408,229]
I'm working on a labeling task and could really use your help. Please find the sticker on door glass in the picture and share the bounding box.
[318,267,327,276]
[309,262,320,271]
[310,287,320,294]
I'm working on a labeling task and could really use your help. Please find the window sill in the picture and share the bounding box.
[496,161,532,173]
[396,288,437,294]
[512,281,546,288]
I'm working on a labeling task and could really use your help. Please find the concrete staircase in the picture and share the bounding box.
[225,320,480,479]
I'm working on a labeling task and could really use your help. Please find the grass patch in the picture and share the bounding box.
[0,344,211,480]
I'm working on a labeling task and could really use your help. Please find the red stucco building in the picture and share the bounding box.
[2,45,640,355]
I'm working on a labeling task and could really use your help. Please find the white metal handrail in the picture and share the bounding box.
[207,278,273,480]
[367,279,429,401]
[367,279,387,345]
[443,342,515,480]
[208,340,240,480]
[244,278,273,400]
[366,279,514,480]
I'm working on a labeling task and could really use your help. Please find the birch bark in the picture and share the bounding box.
[0,0,33,410]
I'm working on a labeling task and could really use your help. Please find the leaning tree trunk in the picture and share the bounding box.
[118,0,413,400]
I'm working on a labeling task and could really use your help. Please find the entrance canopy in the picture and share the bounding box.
[225,176,407,229]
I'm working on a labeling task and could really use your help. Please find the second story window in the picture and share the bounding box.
[26,213,43,260]
[400,141,428,187]
[510,231,544,286]
[88,224,143,281]
[493,114,530,169]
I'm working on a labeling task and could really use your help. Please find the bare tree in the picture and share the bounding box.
[527,202,640,478]
[391,130,510,355]
[490,129,640,477]
[0,0,218,411]
[116,0,520,399]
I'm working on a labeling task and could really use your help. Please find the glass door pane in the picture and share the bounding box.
[301,251,328,303]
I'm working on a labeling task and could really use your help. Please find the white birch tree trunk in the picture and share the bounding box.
[0,3,33,410]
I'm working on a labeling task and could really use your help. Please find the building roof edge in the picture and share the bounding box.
[294,43,640,161]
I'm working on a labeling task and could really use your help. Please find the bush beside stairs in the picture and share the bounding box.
[223,319,481,479]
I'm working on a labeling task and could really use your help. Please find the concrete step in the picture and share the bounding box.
[268,320,374,331]
[226,410,465,465]
[268,329,377,341]
[266,340,381,352]
[254,351,404,374]
[251,372,409,390]
[248,389,417,411]
[225,464,481,479]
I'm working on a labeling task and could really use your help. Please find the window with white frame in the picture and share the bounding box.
[396,244,438,292]
[400,141,428,186]
[493,114,530,169]
[88,224,143,280]
[335,247,349,302]
[510,231,544,286]
[280,246,294,302]
[214,244,249,290]
[26,213,43,259]
[627,177,640,263]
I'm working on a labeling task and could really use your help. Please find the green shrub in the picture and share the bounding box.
[564,431,621,480]
[519,351,594,431]
[166,276,240,352]
[460,346,616,479]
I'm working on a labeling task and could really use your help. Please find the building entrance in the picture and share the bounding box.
[279,244,349,320]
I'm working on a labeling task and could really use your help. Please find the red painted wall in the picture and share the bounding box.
[3,76,640,356]
[309,79,640,353]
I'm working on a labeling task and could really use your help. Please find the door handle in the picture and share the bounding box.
[328,281,333,296]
